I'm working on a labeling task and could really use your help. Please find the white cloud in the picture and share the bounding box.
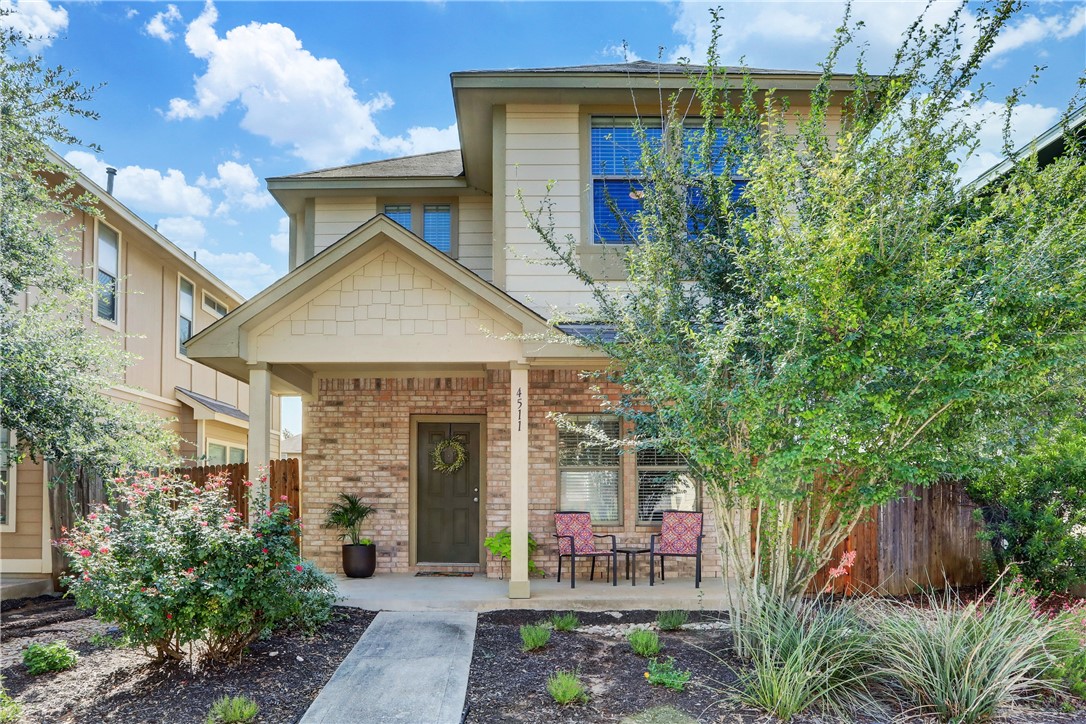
[166,1,457,167]
[191,249,280,298]
[602,43,642,63]
[126,8,139,20]
[664,1,1082,69]
[269,216,289,254]
[197,160,272,211]
[65,150,213,217]
[955,100,1061,183]
[156,216,207,249]
[144,4,182,42]
[0,0,68,48]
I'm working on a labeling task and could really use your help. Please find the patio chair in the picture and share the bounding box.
[553,511,617,588]
[649,510,703,588]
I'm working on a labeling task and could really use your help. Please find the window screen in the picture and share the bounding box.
[384,204,412,230]
[636,447,697,524]
[557,417,621,524]
[179,278,194,355]
[228,446,246,464]
[97,224,119,322]
[422,205,452,253]
[207,443,227,465]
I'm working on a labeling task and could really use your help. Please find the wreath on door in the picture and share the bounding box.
[431,437,468,474]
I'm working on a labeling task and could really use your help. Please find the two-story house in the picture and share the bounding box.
[1,152,280,592]
[187,62,852,599]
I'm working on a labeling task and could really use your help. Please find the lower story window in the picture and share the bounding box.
[0,428,14,530]
[637,447,697,524]
[557,417,621,524]
[207,442,246,466]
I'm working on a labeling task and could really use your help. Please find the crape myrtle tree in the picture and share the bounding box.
[525,1,1086,621]
[1,28,177,487]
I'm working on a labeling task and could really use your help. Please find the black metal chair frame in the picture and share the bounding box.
[649,510,704,588]
[553,510,617,589]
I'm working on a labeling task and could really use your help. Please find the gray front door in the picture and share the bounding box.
[417,422,481,563]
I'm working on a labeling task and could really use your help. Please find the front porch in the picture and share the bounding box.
[334,573,731,612]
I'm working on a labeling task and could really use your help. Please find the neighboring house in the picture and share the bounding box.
[187,61,855,598]
[0,152,280,585]
[280,433,303,457]
[971,104,1086,187]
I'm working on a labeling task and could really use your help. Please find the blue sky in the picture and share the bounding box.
[4,0,1084,434]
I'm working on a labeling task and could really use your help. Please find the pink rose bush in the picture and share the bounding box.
[56,472,336,663]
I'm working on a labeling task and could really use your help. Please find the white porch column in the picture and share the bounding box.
[247,364,272,475]
[508,365,530,599]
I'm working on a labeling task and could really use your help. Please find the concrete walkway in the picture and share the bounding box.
[300,610,477,724]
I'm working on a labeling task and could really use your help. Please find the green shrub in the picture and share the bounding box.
[646,657,692,692]
[627,628,661,657]
[484,528,543,576]
[871,589,1065,723]
[56,472,338,663]
[968,424,1086,595]
[22,641,78,675]
[0,683,22,723]
[549,612,580,631]
[546,670,588,705]
[656,609,688,631]
[520,623,551,652]
[206,695,259,724]
[1042,597,1086,701]
[735,597,876,721]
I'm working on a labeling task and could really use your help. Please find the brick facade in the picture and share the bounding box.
[302,370,722,582]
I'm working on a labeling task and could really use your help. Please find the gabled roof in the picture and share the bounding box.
[175,387,249,425]
[969,105,1086,189]
[271,149,464,181]
[456,60,823,77]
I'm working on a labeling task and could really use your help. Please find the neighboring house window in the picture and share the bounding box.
[203,293,228,318]
[384,204,412,229]
[96,223,120,322]
[179,277,194,356]
[422,204,452,253]
[557,417,621,524]
[636,447,697,524]
[0,428,14,531]
[590,117,745,244]
[206,442,245,466]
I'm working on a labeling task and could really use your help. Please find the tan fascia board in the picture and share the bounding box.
[45,148,245,306]
[267,178,480,215]
[186,214,563,366]
[451,71,858,93]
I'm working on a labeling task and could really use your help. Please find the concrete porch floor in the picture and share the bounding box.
[335,573,731,612]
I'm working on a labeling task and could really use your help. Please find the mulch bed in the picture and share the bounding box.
[1,595,374,723]
[465,609,755,723]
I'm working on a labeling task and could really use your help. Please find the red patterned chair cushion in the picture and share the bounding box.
[554,512,601,554]
[658,511,702,555]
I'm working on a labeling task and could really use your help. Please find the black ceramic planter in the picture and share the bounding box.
[342,543,376,578]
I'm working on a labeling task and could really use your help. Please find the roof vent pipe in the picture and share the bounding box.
[106,167,117,195]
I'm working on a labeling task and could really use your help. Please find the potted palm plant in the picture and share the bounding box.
[323,493,376,578]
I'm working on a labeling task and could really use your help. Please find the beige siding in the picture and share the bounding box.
[0,458,46,565]
[314,197,377,255]
[457,196,493,281]
[502,105,593,315]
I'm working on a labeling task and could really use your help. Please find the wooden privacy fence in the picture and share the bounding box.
[176,458,301,522]
[810,481,985,596]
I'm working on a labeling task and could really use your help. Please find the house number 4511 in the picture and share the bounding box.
[516,387,523,432]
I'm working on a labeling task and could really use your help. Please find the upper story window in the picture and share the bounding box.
[590,117,745,244]
[203,292,228,318]
[382,202,455,255]
[178,277,194,356]
[384,204,413,230]
[96,223,120,322]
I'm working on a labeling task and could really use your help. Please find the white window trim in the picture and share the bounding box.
[202,291,228,318]
[1,429,17,533]
[177,273,195,364]
[556,415,623,526]
[93,218,122,330]
[206,438,246,466]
